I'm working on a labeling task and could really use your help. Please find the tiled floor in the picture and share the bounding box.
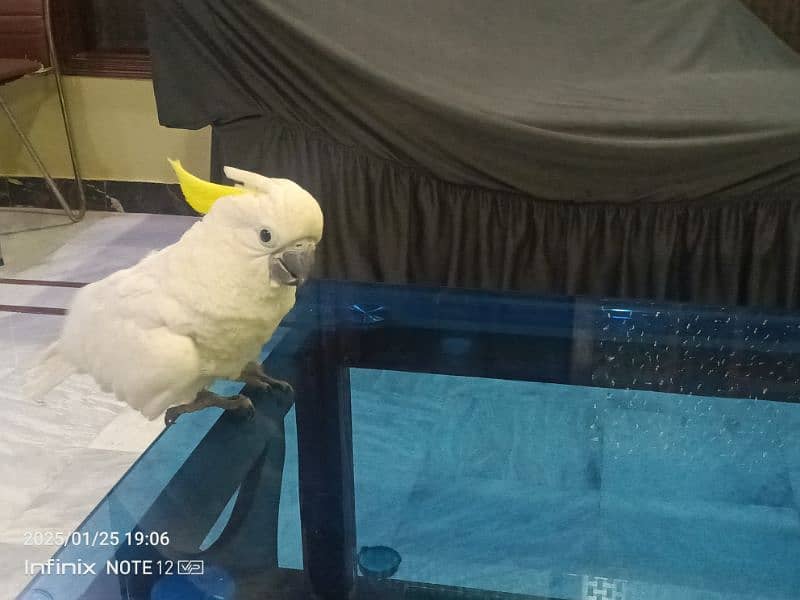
[0,209,198,599]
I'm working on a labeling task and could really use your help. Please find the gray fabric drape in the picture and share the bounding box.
[146,0,800,307]
[147,0,800,201]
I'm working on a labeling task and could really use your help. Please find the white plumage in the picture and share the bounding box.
[23,166,323,420]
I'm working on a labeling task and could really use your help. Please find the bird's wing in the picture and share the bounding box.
[60,256,202,405]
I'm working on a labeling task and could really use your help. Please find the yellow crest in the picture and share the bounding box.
[168,158,245,214]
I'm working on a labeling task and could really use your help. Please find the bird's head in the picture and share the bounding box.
[171,160,323,287]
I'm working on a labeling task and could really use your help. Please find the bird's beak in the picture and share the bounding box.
[270,242,316,286]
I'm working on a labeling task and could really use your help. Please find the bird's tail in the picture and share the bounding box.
[22,342,77,403]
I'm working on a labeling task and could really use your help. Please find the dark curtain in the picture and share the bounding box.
[146,0,800,308]
[212,115,800,308]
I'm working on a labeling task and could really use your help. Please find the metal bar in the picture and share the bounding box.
[291,328,357,599]
[43,0,86,222]
[0,0,87,228]
[0,94,78,218]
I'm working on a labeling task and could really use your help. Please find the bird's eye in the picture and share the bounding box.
[259,229,272,244]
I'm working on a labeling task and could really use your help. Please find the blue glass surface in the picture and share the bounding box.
[18,280,800,600]
[350,371,800,599]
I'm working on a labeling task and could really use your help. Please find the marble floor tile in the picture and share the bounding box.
[0,376,124,453]
[0,312,63,374]
[88,406,165,454]
[1,211,195,282]
[1,448,140,546]
[0,283,77,309]
[602,406,794,507]
[0,210,203,600]
[598,493,800,599]
[0,444,86,535]
[392,478,600,572]
[0,211,113,275]
[350,369,451,548]
[420,381,601,489]
[0,542,51,600]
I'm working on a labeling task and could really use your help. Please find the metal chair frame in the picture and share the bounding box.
[0,0,86,267]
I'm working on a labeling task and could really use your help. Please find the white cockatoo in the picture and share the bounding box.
[24,161,323,425]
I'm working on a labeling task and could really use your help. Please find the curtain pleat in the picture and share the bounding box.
[212,116,800,308]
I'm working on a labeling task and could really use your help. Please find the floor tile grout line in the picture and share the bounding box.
[0,305,66,316]
[0,278,88,288]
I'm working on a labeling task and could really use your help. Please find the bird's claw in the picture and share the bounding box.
[164,407,180,427]
[253,377,293,394]
[230,394,255,421]
[239,362,293,394]
[163,392,255,426]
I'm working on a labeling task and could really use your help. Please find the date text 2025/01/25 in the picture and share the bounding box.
[23,530,171,547]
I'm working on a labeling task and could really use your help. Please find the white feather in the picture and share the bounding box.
[223,166,275,194]
[22,342,76,403]
[24,167,323,420]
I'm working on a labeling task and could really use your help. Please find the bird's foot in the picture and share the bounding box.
[164,391,254,426]
[238,361,293,394]
[228,395,256,421]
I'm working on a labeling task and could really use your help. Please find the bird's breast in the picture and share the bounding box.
[190,289,296,376]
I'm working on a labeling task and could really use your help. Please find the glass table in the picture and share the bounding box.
[18,280,800,600]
